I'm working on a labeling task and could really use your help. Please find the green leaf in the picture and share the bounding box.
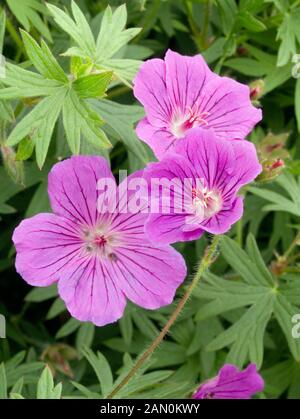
[16,137,35,161]
[238,11,266,32]
[25,284,57,302]
[20,30,67,83]
[95,5,141,61]
[0,8,5,54]
[56,318,81,339]
[73,72,112,99]
[7,88,66,168]
[91,99,151,164]
[0,63,62,98]
[224,58,267,76]
[37,367,62,399]
[7,0,52,41]
[46,298,66,320]
[47,1,95,57]
[63,89,111,154]
[221,235,273,286]
[249,172,300,216]
[47,2,141,85]
[76,323,95,353]
[0,363,7,399]
[274,294,300,361]
[196,235,300,367]
[82,347,113,397]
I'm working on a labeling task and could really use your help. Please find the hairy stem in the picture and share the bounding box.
[106,235,222,399]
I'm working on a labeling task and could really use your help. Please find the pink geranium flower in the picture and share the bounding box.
[134,49,262,159]
[12,156,186,326]
[143,127,262,245]
[193,363,264,399]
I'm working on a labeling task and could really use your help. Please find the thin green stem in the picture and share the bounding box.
[106,235,222,399]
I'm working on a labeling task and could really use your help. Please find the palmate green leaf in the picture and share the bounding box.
[238,10,266,32]
[276,8,300,67]
[195,235,300,368]
[249,171,300,216]
[7,88,66,168]
[0,64,62,99]
[73,72,113,99]
[47,2,141,85]
[262,360,300,398]
[1,31,112,166]
[82,347,113,398]
[91,99,151,165]
[37,367,62,399]
[6,0,52,41]
[63,89,111,155]
[20,30,67,83]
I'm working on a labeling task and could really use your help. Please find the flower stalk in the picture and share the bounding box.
[106,234,222,399]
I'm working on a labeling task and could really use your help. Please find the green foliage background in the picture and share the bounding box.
[1,0,300,399]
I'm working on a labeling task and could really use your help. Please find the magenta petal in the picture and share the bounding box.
[48,156,115,225]
[58,258,126,326]
[133,58,171,127]
[199,76,262,140]
[165,49,213,111]
[112,244,186,309]
[136,117,176,160]
[145,214,203,245]
[12,213,82,286]
[201,196,244,235]
[174,127,235,189]
[193,363,264,400]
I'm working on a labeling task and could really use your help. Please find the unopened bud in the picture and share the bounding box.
[1,145,24,185]
[41,343,78,378]
[256,133,289,183]
[250,79,265,102]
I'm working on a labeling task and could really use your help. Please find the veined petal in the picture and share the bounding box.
[48,156,116,226]
[58,257,126,326]
[165,49,213,112]
[133,58,171,128]
[199,76,262,140]
[136,117,176,160]
[145,213,203,245]
[112,243,186,309]
[12,213,82,286]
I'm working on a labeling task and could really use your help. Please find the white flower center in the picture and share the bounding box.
[170,101,210,138]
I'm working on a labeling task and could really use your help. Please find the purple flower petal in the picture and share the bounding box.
[48,155,115,225]
[13,156,187,326]
[165,49,213,113]
[143,128,261,244]
[58,258,127,326]
[134,49,262,159]
[13,213,82,286]
[193,363,264,399]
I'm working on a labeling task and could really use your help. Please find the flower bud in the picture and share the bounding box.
[250,79,265,102]
[256,132,289,183]
[41,343,78,378]
[1,144,24,185]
